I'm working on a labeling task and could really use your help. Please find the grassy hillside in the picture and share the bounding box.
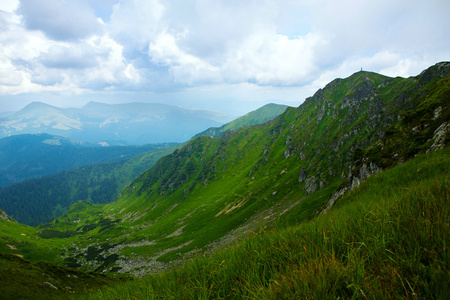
[196,103,289,138]
[82,146,449,299]
[16,62,447,277]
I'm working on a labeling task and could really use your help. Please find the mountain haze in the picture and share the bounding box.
[0,102,234,145]
[0,133,176,187]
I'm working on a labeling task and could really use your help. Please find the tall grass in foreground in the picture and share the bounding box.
[80,149,449,299]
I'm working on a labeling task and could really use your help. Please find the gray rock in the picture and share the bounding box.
[349,161,381,189]
[304,176,318,195]
[320,187,348,215]
[433,106,443,121]
[0,208,14,222]
[427,121,449,153]
[43,282,58,290]
[298,168,307,183]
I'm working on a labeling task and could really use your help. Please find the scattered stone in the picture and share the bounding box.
[432,106,443,120]
[43,282,58,290]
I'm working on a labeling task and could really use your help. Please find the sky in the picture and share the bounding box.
[0,0,449,116]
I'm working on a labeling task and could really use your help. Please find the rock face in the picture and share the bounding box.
[427,121,449,153]
[348,160,382,190]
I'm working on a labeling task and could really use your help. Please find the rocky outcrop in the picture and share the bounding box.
[0,208,14,222]
[427,121,449,153]
[318,159,381,215]
[304,176,318,195]
[348,160,382,190]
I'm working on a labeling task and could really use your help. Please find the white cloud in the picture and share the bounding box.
[149,31,221,84]
[0,0,19,13]
[109,0,165,50]
[0,5,141,96]
[83,35,141,88]
[222,31,324,86]
[18,0,102,41]
[1,0,449,113]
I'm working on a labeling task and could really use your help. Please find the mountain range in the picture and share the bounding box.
[0,103,289,225]
[0,102,234,145]
[0,62,448,299]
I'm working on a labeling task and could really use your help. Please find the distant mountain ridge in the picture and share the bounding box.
[0,133,176,187]
[0,102,234,145]
[0,143,180,225]
[196,103,289,138]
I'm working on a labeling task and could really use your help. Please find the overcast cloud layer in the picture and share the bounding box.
[0,0,449,115]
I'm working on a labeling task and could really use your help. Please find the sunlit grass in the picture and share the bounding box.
[80,148,449,299]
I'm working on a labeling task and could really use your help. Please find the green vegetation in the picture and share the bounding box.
[83,148,449,299]
[0,144,180,225]
[0,62,449,298]
[0,253,122,300]
[196,103,289,138]
[0,133,174,187]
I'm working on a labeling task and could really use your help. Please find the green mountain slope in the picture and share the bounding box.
[196,103,289,138]
[14,61,446,278]
[83,146,449,299]
[0,144,180,225]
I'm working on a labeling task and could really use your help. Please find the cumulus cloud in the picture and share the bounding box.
[146,1,325,87]
[0,4,140,96]
[109,0,165,51]
[38,44,99,69]
[1,0,449,113]
[18,0,102,41]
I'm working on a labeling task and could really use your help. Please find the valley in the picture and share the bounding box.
[0,103,288,226]
[0,133,177,187]
[0,62,449,299]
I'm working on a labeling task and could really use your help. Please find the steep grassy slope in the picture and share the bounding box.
[82,146,449,299]
[24,62,449,277]
[196,103,289,138]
